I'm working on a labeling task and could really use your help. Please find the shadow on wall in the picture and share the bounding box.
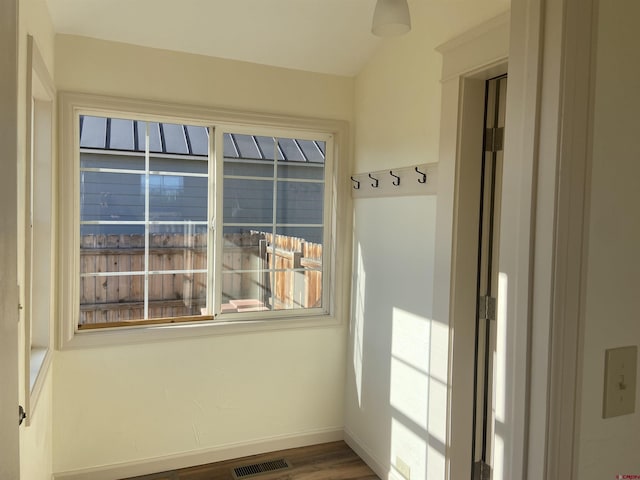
[345,195,447,480]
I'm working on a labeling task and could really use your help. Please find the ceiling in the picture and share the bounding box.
[45,0,510,77]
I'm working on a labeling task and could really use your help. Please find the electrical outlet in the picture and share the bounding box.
[395,456,411,480]
[603,346,637,418]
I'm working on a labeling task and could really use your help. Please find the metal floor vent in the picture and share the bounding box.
[232,458,291,479]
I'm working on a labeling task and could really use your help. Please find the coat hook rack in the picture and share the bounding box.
[369,173,379,188]
[350,162,437,198]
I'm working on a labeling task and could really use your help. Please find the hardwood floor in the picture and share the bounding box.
[125,441,380,480]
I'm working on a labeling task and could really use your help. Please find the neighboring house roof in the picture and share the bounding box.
[79,115,326,163]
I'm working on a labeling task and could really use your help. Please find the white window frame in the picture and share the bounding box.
[58,92,350,349]
[212,124,333,322]
[23,35,55,421]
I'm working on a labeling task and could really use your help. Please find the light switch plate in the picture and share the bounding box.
[603,346,637,418]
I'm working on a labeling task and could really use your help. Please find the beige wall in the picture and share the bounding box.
[18,0,56,479]
[52,35,354,475]
[344,3,508,479]
[578,1,640,477]
[55,35,353,121]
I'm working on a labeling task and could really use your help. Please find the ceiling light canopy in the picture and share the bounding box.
[371,0,412,37]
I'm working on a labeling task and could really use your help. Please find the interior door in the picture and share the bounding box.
[472,75,507,480]
[0,0,22,477]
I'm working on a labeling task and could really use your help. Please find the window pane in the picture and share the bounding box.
[255,135,280,160]
[277,163,324,180]
[296,139,326,163]
[276,226,323,245]
[79,227,146,321]
[220,229,270,311]
[147,272,207,319]
[162,122,189,155]
[265,233,323,311]
[149,155,207,174]
[148,174,207,222]
[219,228,322,314]
[185,126,209,156]
[277,138,305,162]
[109,118,136,150]
[232,133,262,159]
[78,114,211,328]
[80,115,107,149]
[81,151,145,171]
[80,171,144,222]
[148,224,208,273]
[223,178,274,224]
[145,122,163,153]
[79,290,145,326]
[223,159,274,178]
[276,181,324,225]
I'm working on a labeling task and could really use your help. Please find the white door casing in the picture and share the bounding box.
[0,0,22,478]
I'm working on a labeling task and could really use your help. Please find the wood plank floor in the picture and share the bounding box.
[124,441,380,480]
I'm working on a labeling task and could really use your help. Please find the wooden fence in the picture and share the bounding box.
[79,231,323,326]
[261,233,323,310]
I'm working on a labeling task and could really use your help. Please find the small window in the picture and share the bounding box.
[63,104,337,340]
[24,35,55,422]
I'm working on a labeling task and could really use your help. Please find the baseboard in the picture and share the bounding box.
[53,427,343,480]
[343,428,395,480]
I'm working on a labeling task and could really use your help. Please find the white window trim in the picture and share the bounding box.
[58,91,351,349]
[23,35,55,422]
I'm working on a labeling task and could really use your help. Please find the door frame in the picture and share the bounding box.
[434,13,514,480]
[439,1,595,478]
[0,0,22,478]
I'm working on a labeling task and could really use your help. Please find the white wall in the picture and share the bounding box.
[53,35,354,476]
[577,1,640,477]
[344,3,509,479]
[18,0,56,479]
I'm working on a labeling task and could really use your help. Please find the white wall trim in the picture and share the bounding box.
[344,428,391,480]
[53,427,343,480]
[544,0,598,477]
[0,0,21,476]
[436,12,510,82]
[435,14,511,480]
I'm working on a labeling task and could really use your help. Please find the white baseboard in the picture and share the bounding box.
[343,428,394,480]
[53,427,343,480]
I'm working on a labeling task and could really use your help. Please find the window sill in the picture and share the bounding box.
[59,313,343,350]
[26,346,52,425]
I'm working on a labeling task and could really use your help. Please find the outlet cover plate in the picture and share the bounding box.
[395,456,411,480]
[603,346,637,418]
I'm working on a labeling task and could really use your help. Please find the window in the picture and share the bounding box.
[59,93,347,347]
[24,35,55,420]
[79,117,210,327]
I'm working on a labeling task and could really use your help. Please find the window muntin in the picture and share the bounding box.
[76,115,332,330]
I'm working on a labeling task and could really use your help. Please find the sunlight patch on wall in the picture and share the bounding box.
[427,443,446,479]
[496,272,508,423]
[390,308,430,428]
[389,307,450,479]
[391,308,430,373]
[492,271,509,479]
[427,375,448,445]
[391,417,427,480]
[352,242,367,407]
